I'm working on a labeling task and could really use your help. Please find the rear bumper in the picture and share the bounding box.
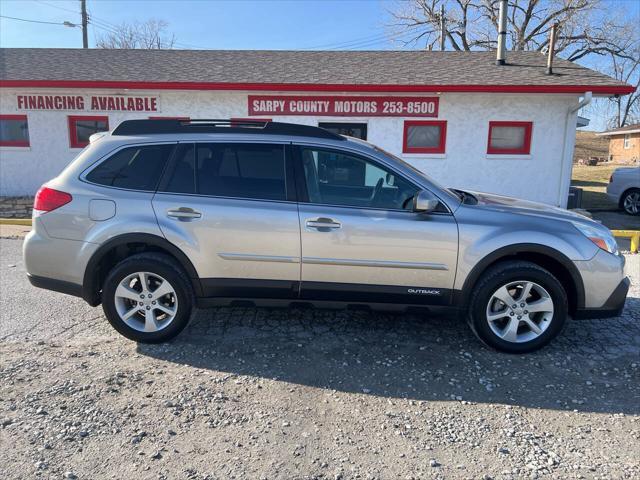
[27,274,83,298]
[574,276,630,319]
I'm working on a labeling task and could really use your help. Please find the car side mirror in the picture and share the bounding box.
[413,190,440,213]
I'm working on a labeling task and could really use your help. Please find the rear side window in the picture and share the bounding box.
[86,144,174,191]
[161,143,286,201]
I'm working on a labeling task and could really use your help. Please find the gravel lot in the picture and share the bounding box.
[1,236,639,479]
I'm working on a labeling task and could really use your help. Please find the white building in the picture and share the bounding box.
[0,49,633,206]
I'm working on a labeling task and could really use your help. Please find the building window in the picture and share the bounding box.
[318,122,367,140]
[487,121,532,155]
[0,114,30,147]
[402,120,447,154]
[623,134,631,149]
[68,115,109,148]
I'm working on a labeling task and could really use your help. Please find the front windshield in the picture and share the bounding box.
[372,145,462,200]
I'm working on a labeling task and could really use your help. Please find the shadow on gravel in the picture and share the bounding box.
[138,296,640,415]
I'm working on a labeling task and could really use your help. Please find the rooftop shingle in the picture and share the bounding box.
[0,48,633,94]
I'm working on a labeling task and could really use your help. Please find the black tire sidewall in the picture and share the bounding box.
[470,265,568,353]
[622,189,640,216]
[102,256,193,343]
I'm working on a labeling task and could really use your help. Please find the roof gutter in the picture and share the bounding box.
[0,80,635,95]
[557,91,592,207]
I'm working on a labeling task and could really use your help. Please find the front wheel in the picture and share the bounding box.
[102,253,194,343]
[467,261,568,353]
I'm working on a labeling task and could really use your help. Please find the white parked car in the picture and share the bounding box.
[607,166,640,215]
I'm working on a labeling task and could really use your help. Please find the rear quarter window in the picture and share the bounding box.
[86,144,174,191]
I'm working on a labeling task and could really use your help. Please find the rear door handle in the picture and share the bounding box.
[306,217,341,230]
[167,208,202,220]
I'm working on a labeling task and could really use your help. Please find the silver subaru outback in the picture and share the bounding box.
[24,120,629,353]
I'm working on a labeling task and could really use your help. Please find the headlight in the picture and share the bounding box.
[572,222,618,255]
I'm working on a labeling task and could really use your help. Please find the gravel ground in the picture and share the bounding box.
[1,236,639,479]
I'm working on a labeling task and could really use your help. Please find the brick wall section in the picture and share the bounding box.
[0,196,34,218]
[608,133,640,163]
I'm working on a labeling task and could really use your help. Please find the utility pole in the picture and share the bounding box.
[80,0,88,48]
[439,4,446,51]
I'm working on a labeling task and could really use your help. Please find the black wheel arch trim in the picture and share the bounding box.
[82,233,202,306]
[455,243,586,312]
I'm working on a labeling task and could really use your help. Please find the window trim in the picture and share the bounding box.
[402,120,447,154]
[68,115,109,149]
[148,116,190,120]
[623,134,631,149]
[486,121,533,155]
[0,114,30,147]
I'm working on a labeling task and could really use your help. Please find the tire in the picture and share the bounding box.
[102,252,194,343]
[466,261,568,353]
[620,188,640,216]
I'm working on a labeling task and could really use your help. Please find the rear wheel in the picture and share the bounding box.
[102,253,194,343]
[621,188,640,215]
[467,261,568,353]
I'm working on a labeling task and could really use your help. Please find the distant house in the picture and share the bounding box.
[597,124,640,163]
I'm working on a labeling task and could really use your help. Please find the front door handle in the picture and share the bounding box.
[167,208,202,221]
[306,217,341,230]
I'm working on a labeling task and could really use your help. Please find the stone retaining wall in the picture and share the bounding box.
[0,196,34,218]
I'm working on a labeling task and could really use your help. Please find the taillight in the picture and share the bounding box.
[34,186,72,212]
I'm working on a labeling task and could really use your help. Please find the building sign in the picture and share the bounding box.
[248,95,439,117]
[15,94,159,112]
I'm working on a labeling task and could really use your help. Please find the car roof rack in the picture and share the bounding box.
[111,119,345,141]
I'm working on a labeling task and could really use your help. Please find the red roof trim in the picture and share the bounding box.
[0,80,635,95]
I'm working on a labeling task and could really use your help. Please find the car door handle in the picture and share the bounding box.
[167,208,202,220]
[306,217,341,230]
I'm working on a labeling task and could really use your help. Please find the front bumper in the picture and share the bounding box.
[574,276,630,319]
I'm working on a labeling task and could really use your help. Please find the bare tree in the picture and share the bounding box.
[389,0,639,126]
[96,19,176,49]
[598,47,640,128]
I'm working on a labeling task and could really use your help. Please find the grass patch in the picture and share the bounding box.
[571,164,619,210]
[0,218,32,226]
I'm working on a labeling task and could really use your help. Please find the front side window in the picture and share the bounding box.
[161,143,286,201]
[300,147,417,210]
[0,115,30,147]
[68,115,109,148]
[86,144,174,191]
[487,121,532,154]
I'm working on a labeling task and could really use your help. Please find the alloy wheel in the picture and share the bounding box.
[113,271,178,333]
[485,280,554,343]
[623,191,640,215]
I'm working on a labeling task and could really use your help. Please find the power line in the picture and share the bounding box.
[300,24,424,50]
[0,14,78,26]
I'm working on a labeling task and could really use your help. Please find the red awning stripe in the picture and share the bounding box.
[0,80,635,95]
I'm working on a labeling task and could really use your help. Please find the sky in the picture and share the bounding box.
[0,0,402,51]
[1,0,638,131]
